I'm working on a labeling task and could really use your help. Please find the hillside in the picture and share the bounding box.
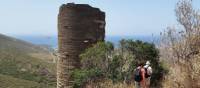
[0,34,56,88]
[0,34,47,53]
[0,74,54,88]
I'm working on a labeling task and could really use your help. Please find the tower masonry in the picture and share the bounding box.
[57,3,105,88]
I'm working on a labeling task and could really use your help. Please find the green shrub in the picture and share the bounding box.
[78,40,166,87]
[72,68,102,88]
[119,39,167,86]
[108,54,123,82]
[80,41,114,74]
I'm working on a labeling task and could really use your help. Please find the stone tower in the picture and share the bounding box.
[57,3,105,88]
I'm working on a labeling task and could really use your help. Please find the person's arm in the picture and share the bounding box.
[141,68,146,88]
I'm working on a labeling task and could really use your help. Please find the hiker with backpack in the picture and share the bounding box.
[134,62,146,88]
[144,61,152,88]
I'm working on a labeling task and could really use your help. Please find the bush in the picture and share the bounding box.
[108,54,124,82]
[71,68,102,88]
[80,41,114,74]
[160,0,200,87]
[77,40,166,87]
[119,39,167,86]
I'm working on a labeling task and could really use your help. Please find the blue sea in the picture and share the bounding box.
[14,35,160,48]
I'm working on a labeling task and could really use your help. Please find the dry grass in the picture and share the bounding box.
[29,53,54,62]
[85,79,135,88]
[190,55,200,87]
[162,54,200,88]
[162,62,189,88]
[0,74,54,88]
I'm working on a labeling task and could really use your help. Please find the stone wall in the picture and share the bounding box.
[57,3,105,88]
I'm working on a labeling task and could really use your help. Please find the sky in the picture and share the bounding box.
[0,0,200,37]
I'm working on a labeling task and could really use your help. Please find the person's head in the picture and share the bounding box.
[138,60,145,67]
[146,61,150,65]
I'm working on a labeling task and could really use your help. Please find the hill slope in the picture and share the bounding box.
[0,34,56,88]
[0,74,54,88]
[0,34,48,53]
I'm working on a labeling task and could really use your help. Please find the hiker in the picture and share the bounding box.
[144,61,152,88]
[134,62,146,88]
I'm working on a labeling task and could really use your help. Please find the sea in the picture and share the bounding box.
[14,35,160,49]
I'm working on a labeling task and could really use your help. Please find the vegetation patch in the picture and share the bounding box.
[73,40,167,87]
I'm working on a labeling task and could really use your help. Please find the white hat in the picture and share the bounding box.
[146,61,150,65]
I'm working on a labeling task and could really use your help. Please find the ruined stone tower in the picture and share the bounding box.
[57,3,105,88]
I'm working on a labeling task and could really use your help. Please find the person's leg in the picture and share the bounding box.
[146,77,151,88]
[135,81,140,88]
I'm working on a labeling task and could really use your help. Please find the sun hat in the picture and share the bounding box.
[146,61,150,65]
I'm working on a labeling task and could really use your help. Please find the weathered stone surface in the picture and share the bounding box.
[57,3,105,88]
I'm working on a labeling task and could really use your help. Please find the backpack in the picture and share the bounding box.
[145,66,151,78]
[134,67,142,82]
